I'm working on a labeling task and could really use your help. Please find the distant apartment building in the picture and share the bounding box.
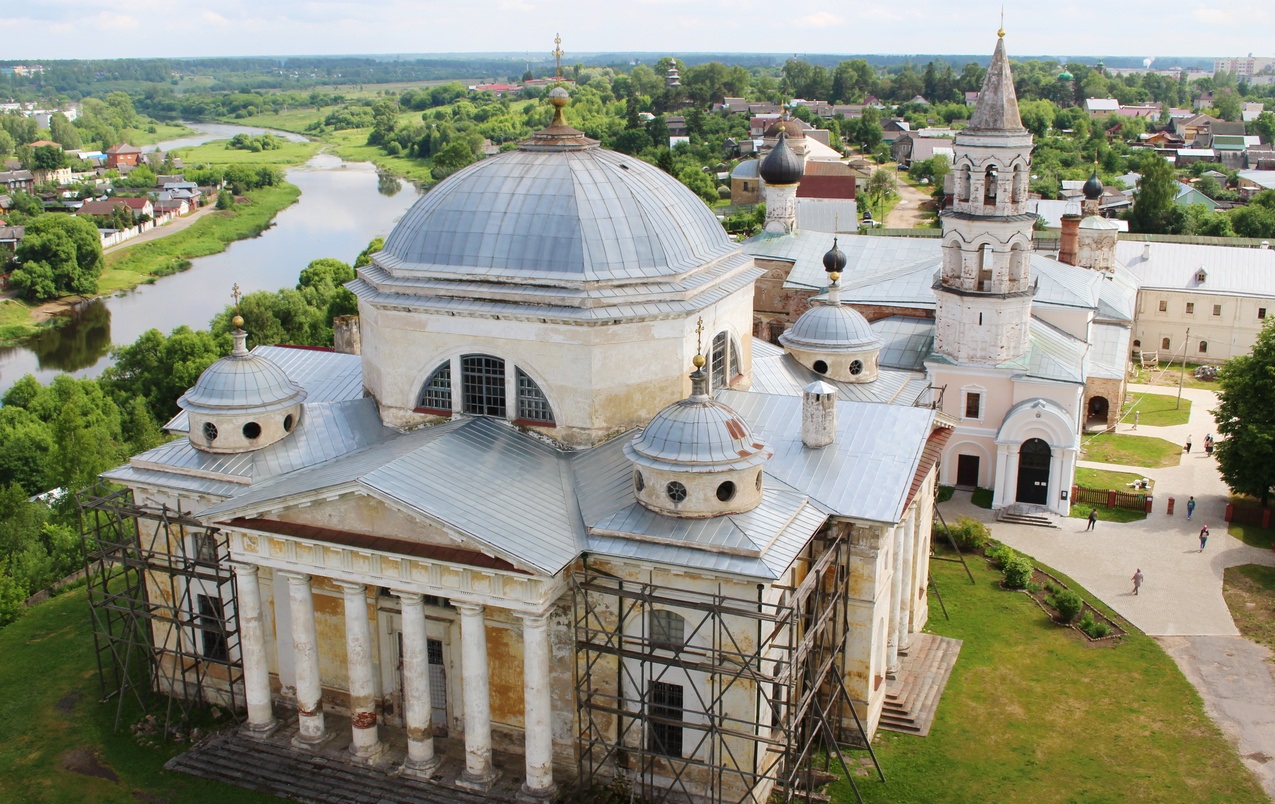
[1214,56,1275,77]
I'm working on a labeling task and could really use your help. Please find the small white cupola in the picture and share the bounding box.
[178,315,307,454]
[624,354,772,518]
[779,239,884,383]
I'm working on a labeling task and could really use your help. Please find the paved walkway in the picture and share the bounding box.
[939,384,1275,798]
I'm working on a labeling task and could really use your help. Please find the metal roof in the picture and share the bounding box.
[1089,322,1132,380]
[719,390,936,524]
[780,299,883,353]
[750,340,931,405]
[1116,240,1275,298]
[177,332,307,416]
[626,388,771,473]
[377,147,738,286]
[871,316,936,371]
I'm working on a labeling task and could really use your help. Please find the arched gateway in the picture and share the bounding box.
[1016,438,1051,505]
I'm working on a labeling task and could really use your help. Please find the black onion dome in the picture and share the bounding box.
[822,237,847,273]
[759,130,803,186]
[1082,170,1104,200]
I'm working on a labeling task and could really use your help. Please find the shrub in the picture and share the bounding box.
[985,542,1015,569]
[1078,612,1112,639]
[1054,590,1084,624]
[949,515,991,551]
[1002,556,1034,590]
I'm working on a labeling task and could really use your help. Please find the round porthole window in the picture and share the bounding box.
[203,422,218,442]
[849,359,864,376]
[666,481,688,503]
[634,471,645,492]
[716,481,736,502]
[755,471,763,491]
[283,414,295,432]
[813,360,829,374]
[243,422,262,439]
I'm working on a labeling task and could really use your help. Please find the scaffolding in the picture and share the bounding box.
[573,525,882,804]
[77,485,243,733]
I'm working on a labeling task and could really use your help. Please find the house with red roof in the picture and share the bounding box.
[105,143,143,169]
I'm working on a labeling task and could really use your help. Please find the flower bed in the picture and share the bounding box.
[981,542,1125,642]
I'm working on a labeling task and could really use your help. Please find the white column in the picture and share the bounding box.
[518,612,557,800]
[396,592,440,778]
[1000,443,1021,507]
[886,522,905,677]
[336,581,383,761]
[281,571,328,749]
[897,512,917,653]
[1046,446,1064,514]
[1058,447,1078,517]
[232,563,278,737]
[456,603,497,790]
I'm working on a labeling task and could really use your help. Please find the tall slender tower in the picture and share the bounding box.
[933,30,1036,365]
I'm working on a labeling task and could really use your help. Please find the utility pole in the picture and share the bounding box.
[1177,326,1189,409]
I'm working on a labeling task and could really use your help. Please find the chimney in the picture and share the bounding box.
[1058,214,1081,266]
[1143,243,1152,261]
[333,315,361,355]
[802,381,837,449]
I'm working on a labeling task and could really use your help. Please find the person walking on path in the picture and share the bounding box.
[1187,496,1196,520]
[1132,568,1144,595]
[1086,509,1098,531]
[1185,435,1193,453]
[1199,525,1209,551]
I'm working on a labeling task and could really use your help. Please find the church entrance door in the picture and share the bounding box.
[1016,438,1051,505]
[955,454,980,488]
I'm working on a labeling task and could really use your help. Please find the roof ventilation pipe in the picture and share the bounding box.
[802,381,837,449]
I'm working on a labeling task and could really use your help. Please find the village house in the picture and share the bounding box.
[0,170,35,193]
[105,143,144,169]
[78,196,155,220]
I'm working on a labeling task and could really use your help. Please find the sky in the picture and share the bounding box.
[1,0,1271,62]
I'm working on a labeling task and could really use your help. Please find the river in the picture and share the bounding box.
[0,125,422,392]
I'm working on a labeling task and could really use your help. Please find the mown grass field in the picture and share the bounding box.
[124,121,197,146]
[1075,467,1153,492]
[0,587,272,803]
[170,139,321,166]
[1081,433,1182,468]
[1223,564,1275,651]
[834,553,1267,803]
[0,298,37,344]
[1123,392,1192,427]
[98,184,301,295]
[1131,360,1222,391]
[325,128,436,185]
[221,108,327,133]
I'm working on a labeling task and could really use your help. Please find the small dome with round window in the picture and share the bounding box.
[625,358,771,518]
[779,270,884,383]
[179,320,306,454]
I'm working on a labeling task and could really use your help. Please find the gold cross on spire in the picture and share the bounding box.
[695,317,705,354]
[552,34,564,80]
[998,6,1005,37]
[231,283,242,309]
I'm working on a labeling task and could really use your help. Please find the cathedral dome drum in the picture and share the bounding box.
[779,262,883,383]
[625,361,771,518]
[179,324,307,453]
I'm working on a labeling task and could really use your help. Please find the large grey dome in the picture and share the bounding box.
[377,141,737,287]
[780,303,883,353]
[179,331,307,415]
[625,371,770,473]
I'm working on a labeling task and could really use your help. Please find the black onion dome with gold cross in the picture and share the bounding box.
[759,129,804,186]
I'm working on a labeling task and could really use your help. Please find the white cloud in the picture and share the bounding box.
[796,12,842,28]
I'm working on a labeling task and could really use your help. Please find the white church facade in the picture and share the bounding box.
[104,89,950,803]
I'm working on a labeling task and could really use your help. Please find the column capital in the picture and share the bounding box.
[333,579,367,595]
[229,561,260,577]
[393,590,425,606]
[1006,443,1021,454]
[516,611,551,629]
[454,601,486,617]
[278,569,311,585]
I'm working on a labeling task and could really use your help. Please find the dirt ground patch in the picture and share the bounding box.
[62,746,120,782]
[55,690,81,715]
[1223,565,1275,652]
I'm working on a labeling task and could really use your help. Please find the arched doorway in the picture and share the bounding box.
[1086,396,1109,429]
[1016,438,1051,505]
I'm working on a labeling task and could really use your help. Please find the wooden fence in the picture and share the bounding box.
[1224,503,1272,528]
[1072,485,1152,513]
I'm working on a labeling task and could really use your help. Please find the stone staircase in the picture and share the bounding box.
[996,504,1059,528]
[878,633,963,737]
[166,729,524,803]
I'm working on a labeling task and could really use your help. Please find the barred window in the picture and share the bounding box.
[193,532,219,564]
[418,362,452,413]
[650,610,686,649]
[516,368,555,425]
[649,681,684,757]
[461,355,506,417]
[197,594,228,661]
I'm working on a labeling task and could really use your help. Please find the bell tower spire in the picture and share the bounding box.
[933,30,1036,365]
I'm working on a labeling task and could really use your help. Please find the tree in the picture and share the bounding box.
[1127,153,1182,234]
[31,145,68,172]
[49,112,82,150]
[1252,112,1275,146]
[866,169,897,221]
[1213,92,1241,123]
[10,215,104,301]
[1213,318,1275,505]
[677,166,718,204]
[101,326,228,422]
[430,139,478,180]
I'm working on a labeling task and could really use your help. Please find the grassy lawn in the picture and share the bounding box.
[124,121,197,146]
[0,298,38,344]
[1222,565,1275,651]
[224,108,328,134]
[1075,467,1154,492]
[171,138,320,167]
[99,183,301,293]
[1130,360,1222,391]
[1228,522,1275,550]
[0,588,273,803]
[833,553,1267,803]
[1123,392,1192,427]
[970,487,994,508]
[1068,501,1147,523]
[1081,433,1182,468]
[325,127,436,185]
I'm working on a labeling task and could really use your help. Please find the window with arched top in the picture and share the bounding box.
[650,610,686,649]
[418,362,452,413]
[977,244,993,291]
[461,355,506,417]
[984,166,998,205]
[710,331,742,391]
[1161,337,1171,350]
[958,167,971,202]
[1011,165,1025,203]
[516,368,554,425]
[1198,340,1208,354]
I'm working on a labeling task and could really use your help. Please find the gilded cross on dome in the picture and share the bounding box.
[552,34,564,80]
